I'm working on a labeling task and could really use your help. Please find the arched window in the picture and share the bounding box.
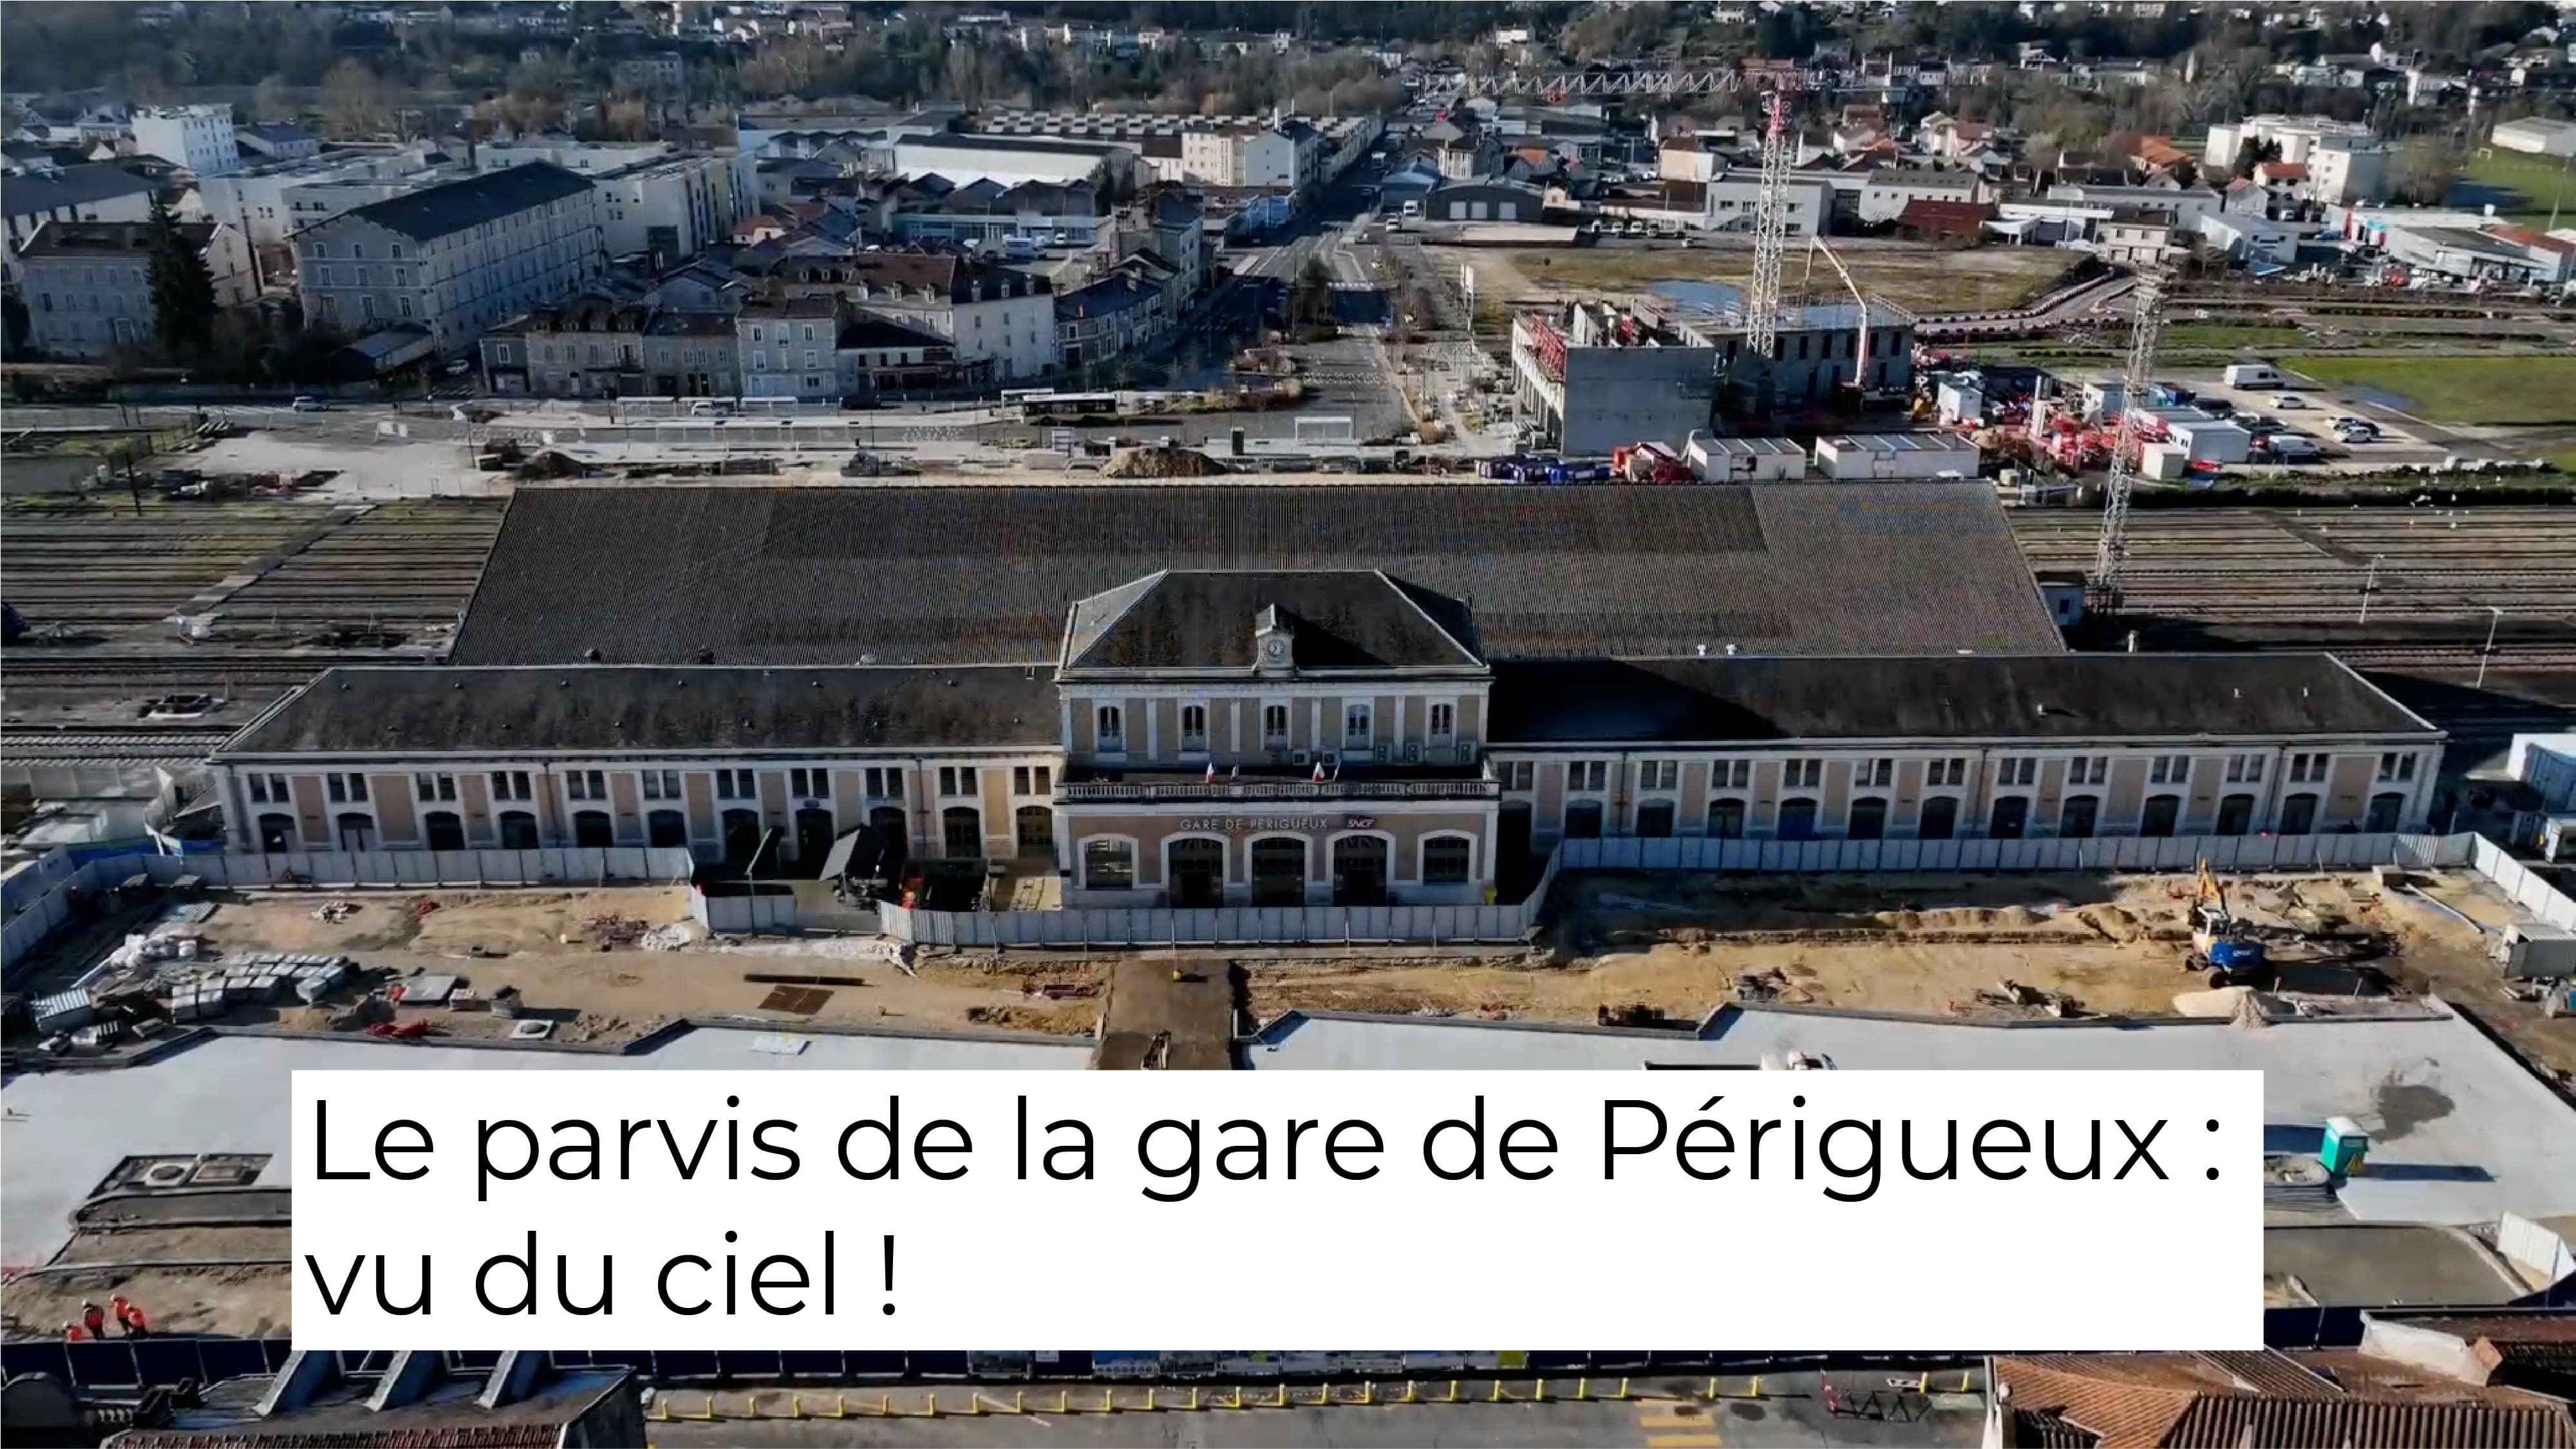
[1777,798,1819,841]
[1421,834,1474,884]
[573,809,614,848]
[422,810,465,852]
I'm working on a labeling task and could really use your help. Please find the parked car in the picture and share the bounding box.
[290,395,326,413]
[2274,394,2308,409]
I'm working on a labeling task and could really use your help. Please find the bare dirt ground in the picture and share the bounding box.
[62,887,1103,1045]
[1245,868,2576,1080]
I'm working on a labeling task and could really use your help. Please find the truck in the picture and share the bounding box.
[2222,362,2284,389]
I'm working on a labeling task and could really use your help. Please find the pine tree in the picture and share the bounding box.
[146,192,219,359]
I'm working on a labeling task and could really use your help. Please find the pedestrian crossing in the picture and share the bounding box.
[1635,1399,1723,1447]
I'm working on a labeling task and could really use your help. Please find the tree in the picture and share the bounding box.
[322,58,391,138]
[1290,256,1334,329]
[146,194,219,360]
[2392,135,2467,205]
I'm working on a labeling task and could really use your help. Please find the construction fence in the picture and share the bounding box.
[1552,831,2476,875]
[879,853,1561,949]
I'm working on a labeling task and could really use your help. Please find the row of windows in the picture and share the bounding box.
[1095,702,1458,752]
[263,765,1058,809]
[1078,833,1476,890]
[1565,786,2415,842]
[1518,752,2421,794]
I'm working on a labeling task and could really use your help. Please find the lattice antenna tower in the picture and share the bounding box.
[1744,88,1795,371]
[2089,270,2167,608]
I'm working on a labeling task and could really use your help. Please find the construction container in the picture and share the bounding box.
[1935,380,1984,425]
[2141,442,2192,480]
[1812,433,1980,481]
[1684,433,1807,481]
[2165,417,2252,465]
[2320,1116,2370,1177]
[2494,922,2576,978]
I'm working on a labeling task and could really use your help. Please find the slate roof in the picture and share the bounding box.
[1060,570,1482,673]
[1485,654,2435,745]
[17,219,217,257]
[218,666,1062,758]
[448,483,2068,668]
[1,162,160,218]
[330,161,592,243]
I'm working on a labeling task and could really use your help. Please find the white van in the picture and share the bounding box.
[2223,363,2284,388]
[1400,199,1422,221]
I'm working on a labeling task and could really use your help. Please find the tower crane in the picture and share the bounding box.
[2088,268,2167,611]
[1740,88,1798,411]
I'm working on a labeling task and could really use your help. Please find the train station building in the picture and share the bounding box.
[205,484,2446,907]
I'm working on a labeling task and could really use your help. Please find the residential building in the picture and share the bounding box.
[2099,209,2177,266]
[17,218,254,359]
[1056,268,1168,372]
[478,290,653,398]
[639,308,740,397]
[1696,169,1833,236]
[838,311,965,399]
[235,122,320,164]
[193,145,450,253]
[760,251,1055,384]
[2204,115,2391,203]
[1089,188,1204,300]
[887,178,1106,249]
[2048,182,2223,234]
[736,293,844,399]
[2494,117,2576,159]
[1857,167,1991,226]
[292,162,603,353]
[1421,180,1545,223]
[591,153,733,266]
[3,162,160,279]
[128,104,238,177]
[614,50,687,94]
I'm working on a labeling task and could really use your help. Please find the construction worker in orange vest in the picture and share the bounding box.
[120,1302,151,1338]
[80,1302,106,1340]
[62,1322,87,1342]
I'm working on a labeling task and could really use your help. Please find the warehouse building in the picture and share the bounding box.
[203,485,2441,899]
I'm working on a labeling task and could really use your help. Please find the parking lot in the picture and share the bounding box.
[2162,368,2463,472]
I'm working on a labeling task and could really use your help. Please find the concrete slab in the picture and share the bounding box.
[0,1025,1089,1267]
[2264,1223,2526,1307]
[1244,1005,2576,1227]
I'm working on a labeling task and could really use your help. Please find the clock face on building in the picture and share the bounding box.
[1262,636,1290,663]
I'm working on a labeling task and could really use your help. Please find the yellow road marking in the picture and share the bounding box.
[1644,1435,1724,1448]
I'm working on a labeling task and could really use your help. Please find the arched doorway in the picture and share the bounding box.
[2365,792,2405,832]
[2277,792,2318,836]
[2059,795,2099,839]
[1168,837,1225,908]
[257,813,297,852]
[1332,835,1390,905]
[2215,793,2255,837]
[794,807,836,866]
[941,806,982,859]
[648,809,688,848]
[1918,795,1958,840]
[1635,800,1676,837]
[1709,798,1746,839]
[1989,796,2029,840]
[1015,804,1054,857]
[1777,798,1818,841]
[1563,799,1604,839]
[423,811,466,852]
[1847,796,1887,840]
[573,809,614,848]
[335,812,376,852]
[722,808,763,867]
[498,810,539,850]
[1250,836,1308,906]
[870,805,910,874]
[2141,794,2181,837]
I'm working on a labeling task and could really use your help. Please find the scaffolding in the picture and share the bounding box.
[2089,271,2167,609]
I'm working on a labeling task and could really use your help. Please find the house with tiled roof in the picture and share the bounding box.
[1993,1345,2576,1448]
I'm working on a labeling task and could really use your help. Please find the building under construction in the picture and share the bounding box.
[1509,297,1917,451]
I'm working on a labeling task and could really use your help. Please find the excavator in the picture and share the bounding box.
[2188,860,2270,986]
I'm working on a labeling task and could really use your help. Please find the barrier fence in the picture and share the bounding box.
[1551,831,2473,875]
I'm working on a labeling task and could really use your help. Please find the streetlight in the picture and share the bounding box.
[2356,555,2382,625]
[2475,606,2504,689]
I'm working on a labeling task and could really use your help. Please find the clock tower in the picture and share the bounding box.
[1253,604,1296,678]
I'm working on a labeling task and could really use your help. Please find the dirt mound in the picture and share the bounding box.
[1102,445,1228,478]
[2078,904,2145,942]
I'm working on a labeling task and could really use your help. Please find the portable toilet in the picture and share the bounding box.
[2320,1116,2371,1178]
